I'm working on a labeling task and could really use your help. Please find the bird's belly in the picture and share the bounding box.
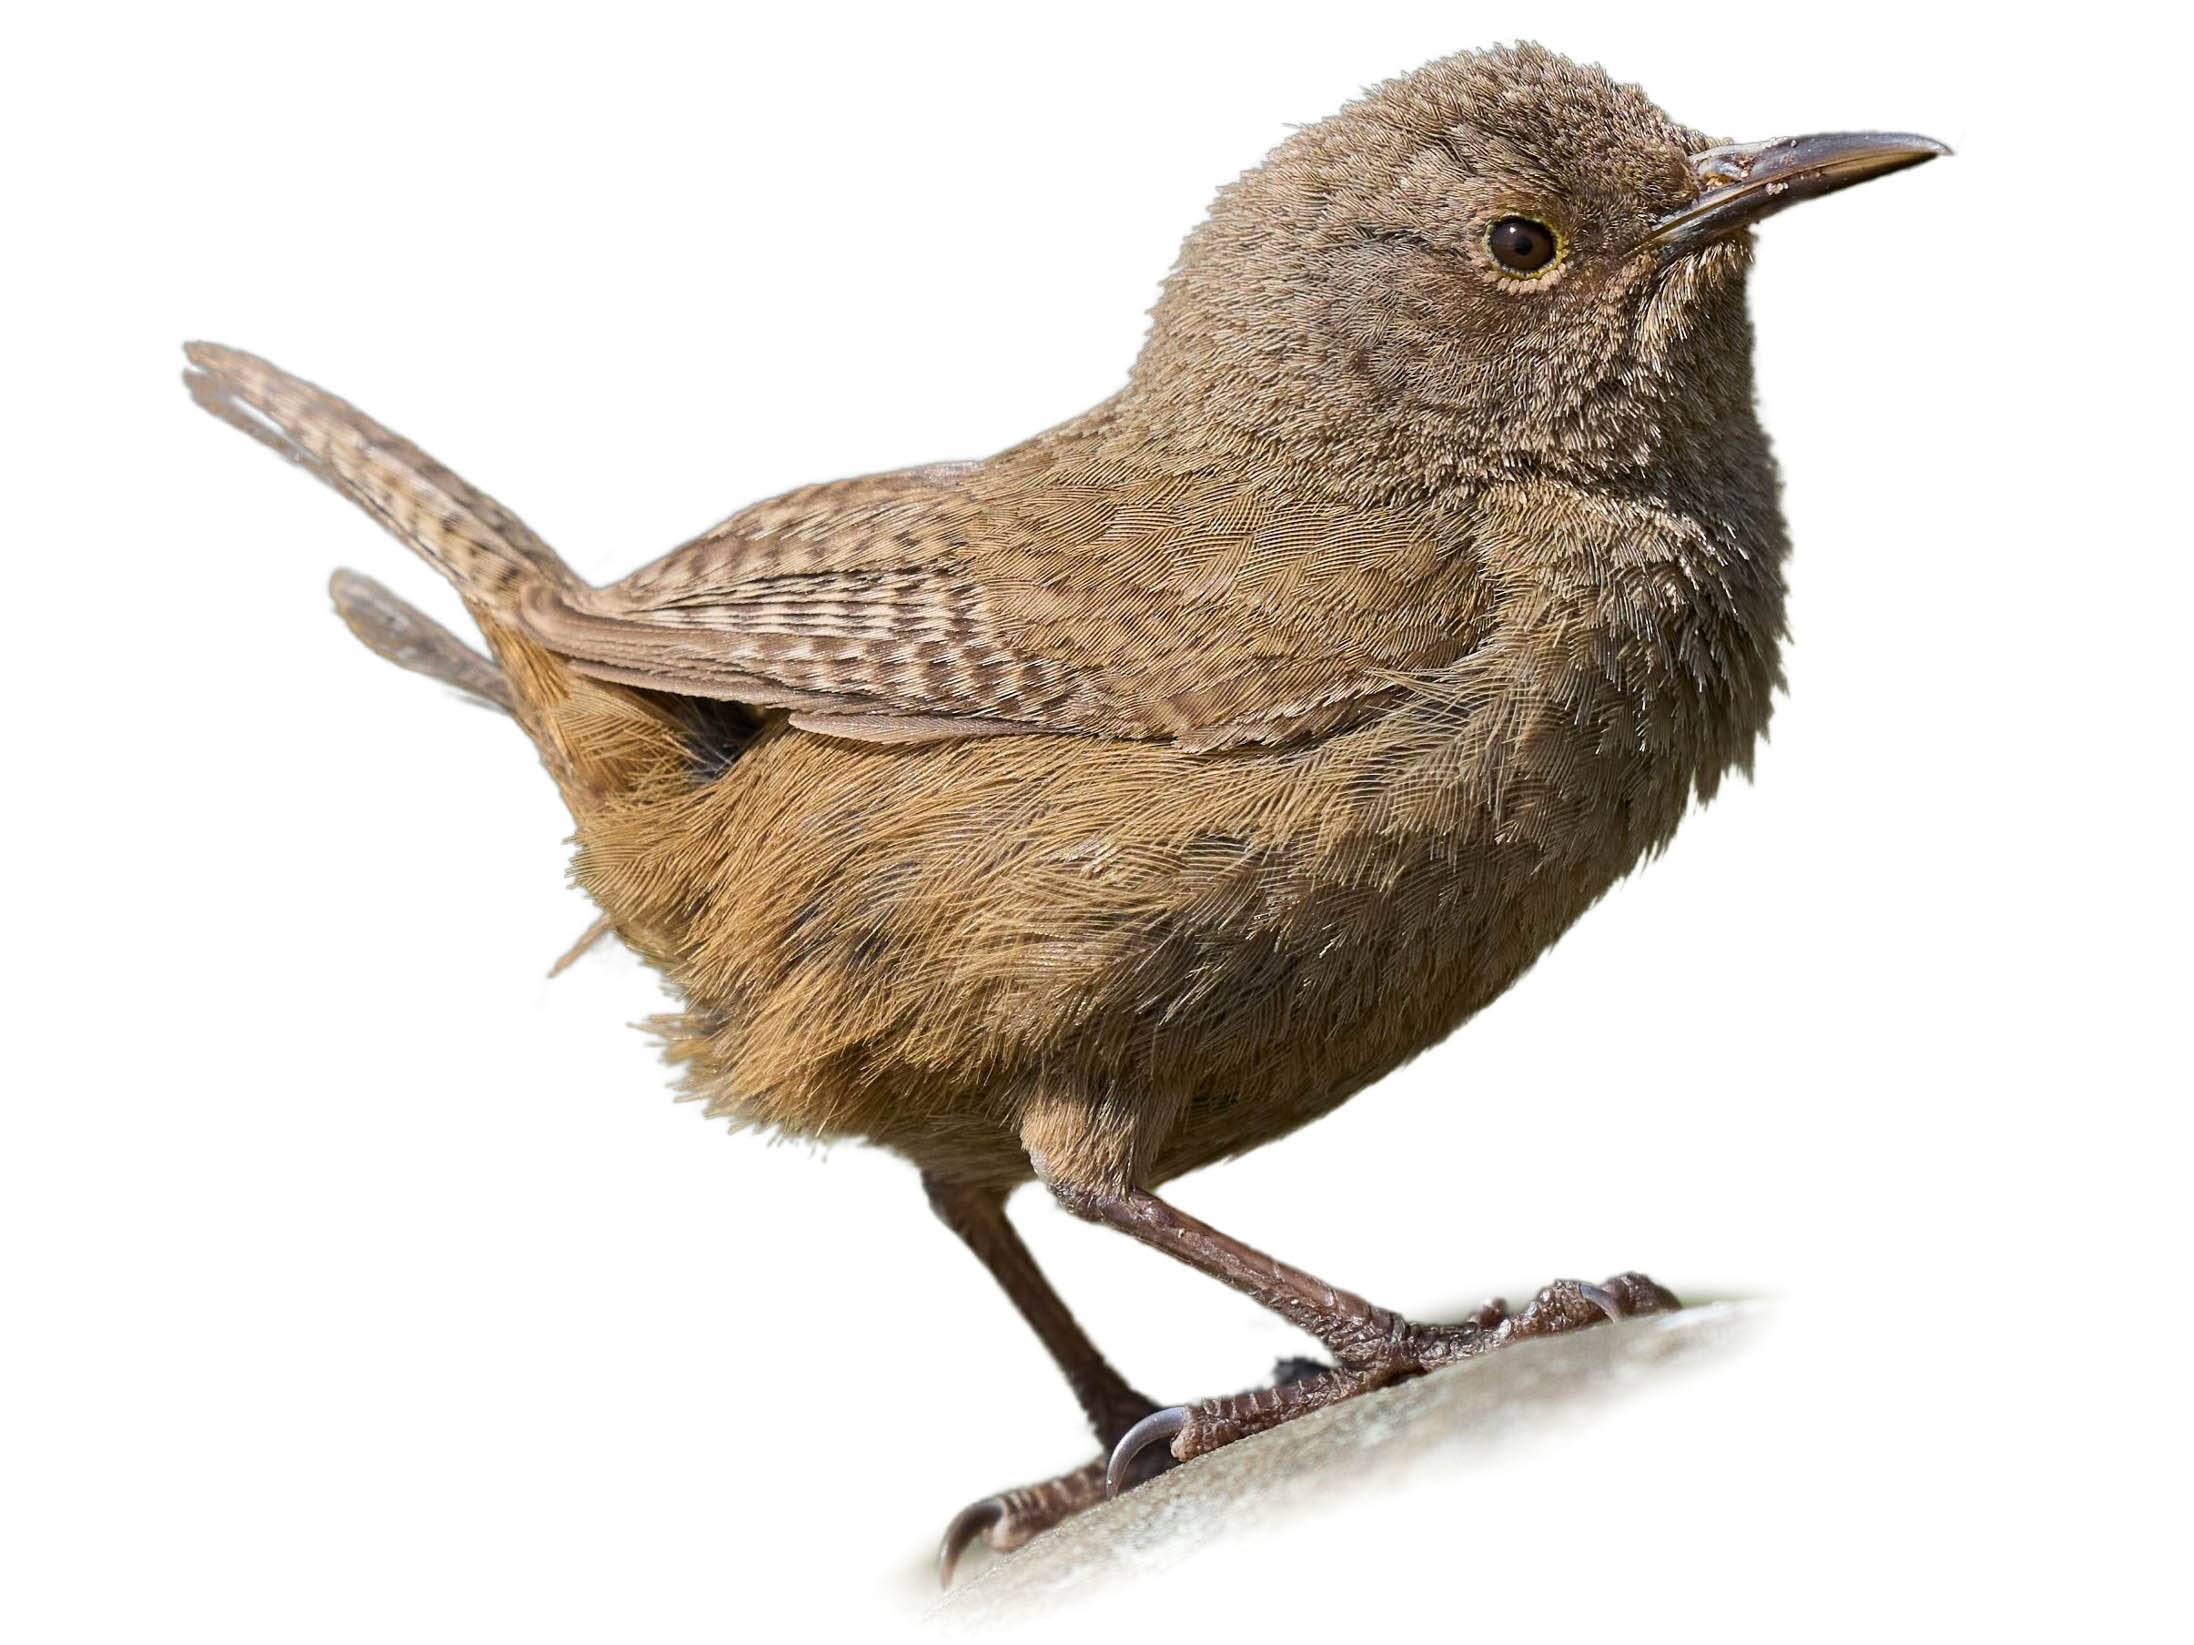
[579,709,1686,1181]
[1145,800,1661,1180]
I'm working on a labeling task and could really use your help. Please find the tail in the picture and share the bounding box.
[328,567,513,712]
[185,343,699,815]
[182,342,578,608]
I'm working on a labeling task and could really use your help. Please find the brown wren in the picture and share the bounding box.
[182,41,1945,1582]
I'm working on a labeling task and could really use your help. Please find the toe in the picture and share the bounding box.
[936,1459,1111,1586]
[1505,1273,1682,1340]
[1601,1271,1682,1315]
[937,1498,1004,1587]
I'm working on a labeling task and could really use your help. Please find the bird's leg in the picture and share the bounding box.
[926,1177,1356,1581]
[1044,1179,1678,1488]
[925,1176,1157,1445]
[923,1175,1158,1581]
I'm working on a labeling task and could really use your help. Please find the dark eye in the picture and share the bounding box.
[1487,216,1559,275]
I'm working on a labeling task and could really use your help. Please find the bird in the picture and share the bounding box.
[181,41,1944,1583]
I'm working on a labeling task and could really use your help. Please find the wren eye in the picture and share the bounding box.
[1486,216,1559,276]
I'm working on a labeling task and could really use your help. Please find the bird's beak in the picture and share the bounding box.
[1645,131,1949,253]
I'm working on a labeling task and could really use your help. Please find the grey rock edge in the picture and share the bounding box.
[928,1299,1759,1626]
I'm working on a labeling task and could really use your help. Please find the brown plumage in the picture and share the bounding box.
[183,43,1943,1574]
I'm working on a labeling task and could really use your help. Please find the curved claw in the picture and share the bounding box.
[1105,1405,1189,1498]
[937,1497,1003,1588]
[1575,1281,1624,1325]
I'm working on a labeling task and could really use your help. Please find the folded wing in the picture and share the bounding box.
[520,425,1487,751]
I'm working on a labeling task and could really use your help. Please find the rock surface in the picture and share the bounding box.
[929,1301,1757,1628]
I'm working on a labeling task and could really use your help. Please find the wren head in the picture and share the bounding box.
[1122,43,1945,499]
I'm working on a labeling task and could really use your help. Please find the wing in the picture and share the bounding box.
[519,420,1488,751]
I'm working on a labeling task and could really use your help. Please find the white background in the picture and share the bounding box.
[6,2,2187,1639]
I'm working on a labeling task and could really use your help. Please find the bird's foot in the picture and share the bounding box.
[936,1276,1671,1583]
[1104,1272,1677,1487]
[936,1356,1327,1585]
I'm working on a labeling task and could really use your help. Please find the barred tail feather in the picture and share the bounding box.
[182,343,576,608]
